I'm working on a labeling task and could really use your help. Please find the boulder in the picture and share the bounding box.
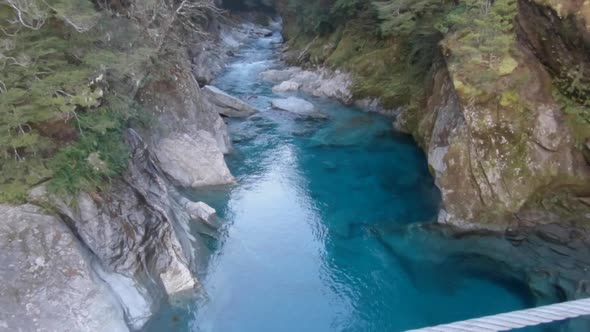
[137,55,232,155]
[271,97,326,119]
[0,204,129,332]
[154,132,235,188]
[259,68,302,83]
[272,97,314,113]
[203,85,257,118]
[258,28,273,37]
[272,81,301,93]
[184,201,221,228]
[262,68,353,104]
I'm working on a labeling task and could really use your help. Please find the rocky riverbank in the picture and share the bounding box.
[0,6,277,331]
[274,0,590,234]
[1,0,589,330]
[263,0,590,308]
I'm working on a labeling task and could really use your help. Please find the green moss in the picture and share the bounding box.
[553,85,590,150]
[499,90,520,107]
[0,159,52,203]
[48,129,129,196]
[497,56,519,76]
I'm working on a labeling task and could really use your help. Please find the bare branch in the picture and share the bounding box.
[175,0,224,36]
[40,0,99,33]
[0,54,31,67]
[2,0,48,30]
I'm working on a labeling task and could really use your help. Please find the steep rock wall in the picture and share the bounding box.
[0,1,258,331]
[275,0,590,231]
[398,0,590,230]
[402,51,590,229]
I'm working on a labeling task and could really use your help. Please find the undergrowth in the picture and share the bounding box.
[0,3,156,203]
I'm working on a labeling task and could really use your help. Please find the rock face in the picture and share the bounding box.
[203,85,257,117]
[260,67,353,103]
[0,204,128,332]
[137,57,232,155]
[28,129,206,329]
[155,132,235,187]
[190,24,248,86]
[396,7,590,230]
[0,13,248,332]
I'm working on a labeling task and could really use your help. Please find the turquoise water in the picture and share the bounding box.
[144,32,555,331]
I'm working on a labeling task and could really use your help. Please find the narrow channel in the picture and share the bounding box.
[145,25,546,332]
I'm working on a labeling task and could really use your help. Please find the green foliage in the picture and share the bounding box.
[284,0,521,103]
[46,94,141,196]
[451,0,516,54]
[283,0,444,107]
[330,0,366,21]
[553,81,590,149]
[0,1,159,203]
[442,0,518,94]
[373,0,448,36]
[285,0,370,35]
[48,121,130,196]
[0,159,52,203]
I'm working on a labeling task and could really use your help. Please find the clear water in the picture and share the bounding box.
[144,32,555,332]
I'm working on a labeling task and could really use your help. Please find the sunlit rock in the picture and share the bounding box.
[272,97,327,119]
[0,204,128,332]
[203,85,257,118]
[272,81,301,93]
[155,132,235,188]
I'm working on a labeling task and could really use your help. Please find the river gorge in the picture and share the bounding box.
[143,21,583,332]
[1,1,589,331]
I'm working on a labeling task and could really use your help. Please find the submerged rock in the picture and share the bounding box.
[272,97,314,113]
[375,222,590,304]
[271,97,327,119]
[0,204,129,332]
[155,132,235,188]
[257,28,273,37]
[203,85,257,118]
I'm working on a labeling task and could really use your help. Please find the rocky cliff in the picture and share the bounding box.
[0,1,266,330]
[276,0,590,232]
[400,0,590,230]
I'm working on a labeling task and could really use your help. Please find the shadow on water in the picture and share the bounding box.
[142,24,577,332]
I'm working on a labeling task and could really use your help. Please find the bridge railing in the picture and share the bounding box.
[406,298,590,332]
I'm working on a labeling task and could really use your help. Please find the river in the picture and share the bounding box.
[144,26,558,332]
